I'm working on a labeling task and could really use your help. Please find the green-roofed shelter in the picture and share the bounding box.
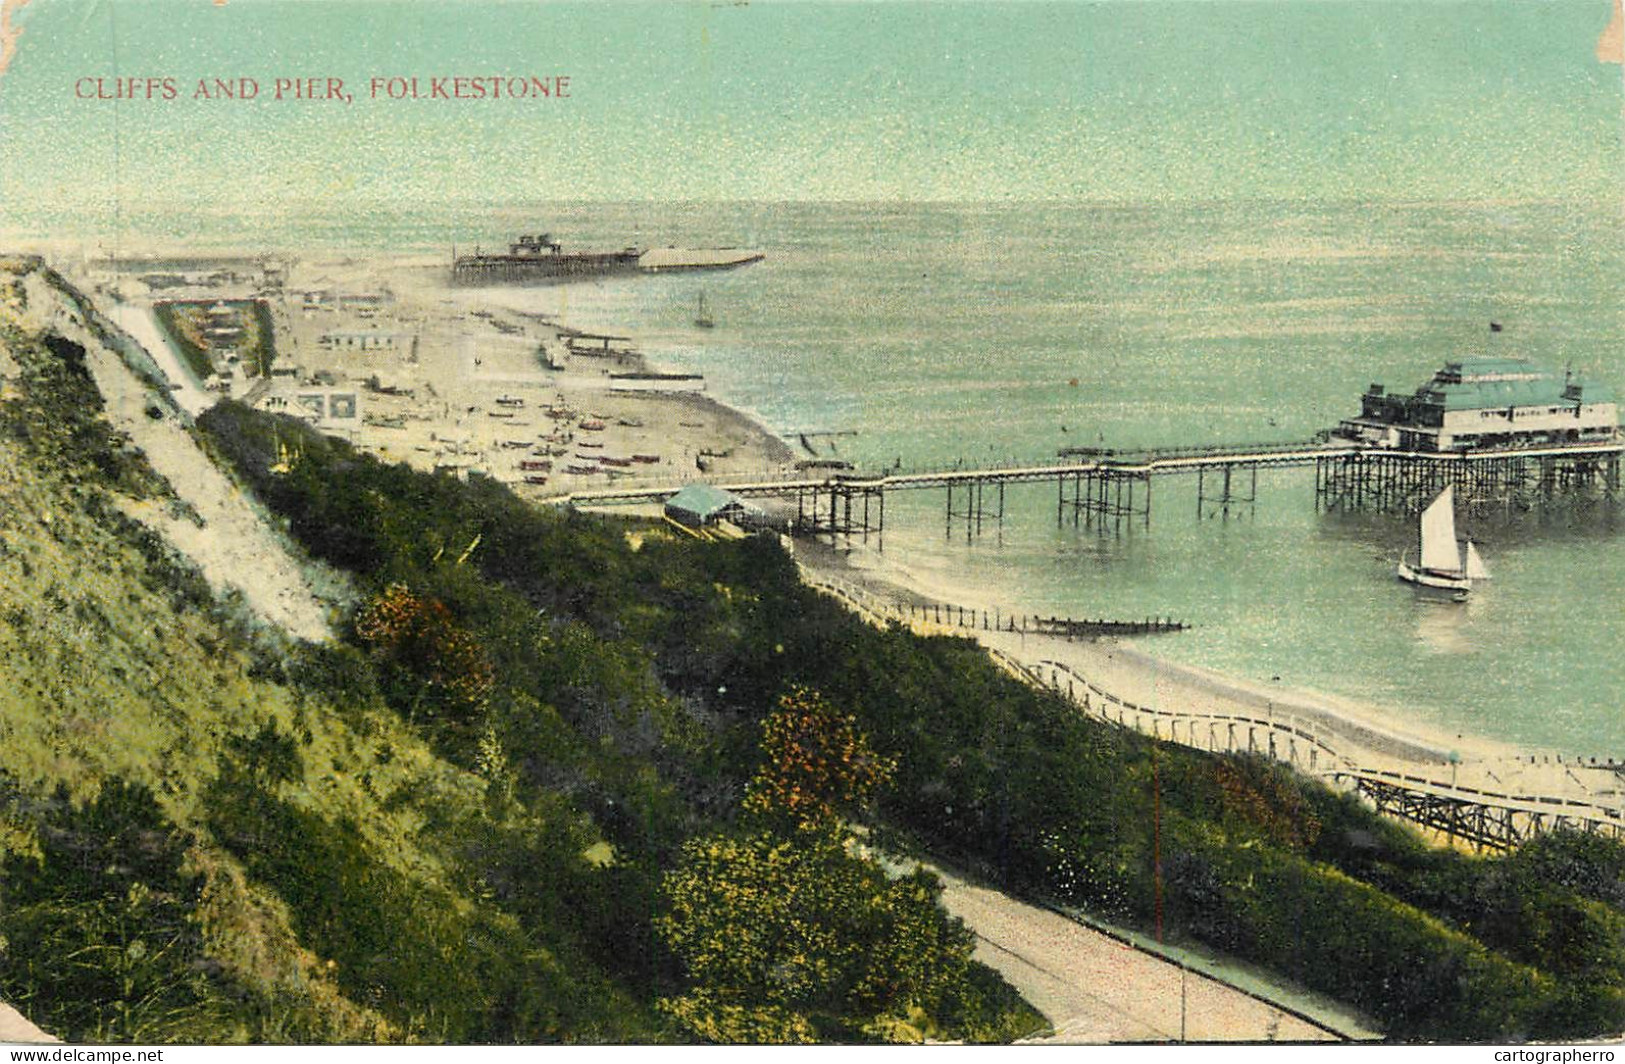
[1339,354,1618,452]
[664,483,756,527]
[1415,358,1614,410]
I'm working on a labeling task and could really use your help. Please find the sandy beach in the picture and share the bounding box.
[54,250,797,498]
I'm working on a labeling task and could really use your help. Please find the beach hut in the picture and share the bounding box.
[664,483,754,528]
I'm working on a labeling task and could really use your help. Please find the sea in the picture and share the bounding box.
[13,198,1625,755]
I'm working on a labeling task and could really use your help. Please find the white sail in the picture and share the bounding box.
[1463,540,1490,580]
[1418,486,1459,573]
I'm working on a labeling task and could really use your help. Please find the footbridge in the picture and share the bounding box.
[561,437,1624,539]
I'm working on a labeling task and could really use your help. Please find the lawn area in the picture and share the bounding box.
[152,298,275,381]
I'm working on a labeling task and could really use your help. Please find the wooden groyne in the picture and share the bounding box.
[1030,614,1186,637]
[895,600,1186,638]
[798,570,1186,641]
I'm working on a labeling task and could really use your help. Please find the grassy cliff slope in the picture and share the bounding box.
[0,260,664,1041]
[0,259,1040,1045]
[199,391,1625,1043]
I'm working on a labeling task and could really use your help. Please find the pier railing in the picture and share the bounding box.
[559,438,1625,540]
[554,440,1346,503]
[1057,438,1336,463]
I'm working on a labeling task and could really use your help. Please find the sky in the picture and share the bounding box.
[0,0,1621,214]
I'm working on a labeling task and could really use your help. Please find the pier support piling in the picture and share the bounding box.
[946,478,1006,540]
[1196,462,1258,520]
[796,482,885,542]
[1314,448,1622,517]
[1059,468,1151,534]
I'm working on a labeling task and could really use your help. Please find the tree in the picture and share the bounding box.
[656,827,982,1042]
[657,687,1025,1043]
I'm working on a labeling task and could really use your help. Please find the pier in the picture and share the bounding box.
[564,438,1625,540]
[451,234,765,285]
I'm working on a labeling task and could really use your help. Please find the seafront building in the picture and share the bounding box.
[663,483,756,528]
[1337,356,1618,452]
[318,330,407,352]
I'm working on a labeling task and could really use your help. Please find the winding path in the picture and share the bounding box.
[918,861,1374,1043]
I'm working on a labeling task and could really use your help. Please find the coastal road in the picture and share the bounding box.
[922,862,1368,1043]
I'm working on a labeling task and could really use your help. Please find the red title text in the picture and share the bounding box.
[73,75,573,104]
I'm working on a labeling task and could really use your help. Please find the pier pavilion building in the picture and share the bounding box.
[1337,357,1618,452]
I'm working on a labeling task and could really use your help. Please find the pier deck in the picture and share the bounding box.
[561,438,1625,537]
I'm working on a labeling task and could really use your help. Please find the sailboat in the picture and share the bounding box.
[693,291,715,329]
[1397,485,1490,594]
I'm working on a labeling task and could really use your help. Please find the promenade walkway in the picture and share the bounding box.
[105,303,212,418]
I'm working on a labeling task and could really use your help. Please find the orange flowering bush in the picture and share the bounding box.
[743,686,896,828]
[1212,759,1321,850]
[353,583,495,719]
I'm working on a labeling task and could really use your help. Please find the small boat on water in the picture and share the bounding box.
[1398,486,1490,595]
[694,291,715,329]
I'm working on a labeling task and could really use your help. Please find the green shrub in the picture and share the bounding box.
[195,399,1625,1043]
[0,780,239,1042]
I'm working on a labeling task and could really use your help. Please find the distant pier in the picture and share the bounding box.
[451,232,765,286]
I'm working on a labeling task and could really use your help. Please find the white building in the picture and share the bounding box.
[1339,357,1618,452]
